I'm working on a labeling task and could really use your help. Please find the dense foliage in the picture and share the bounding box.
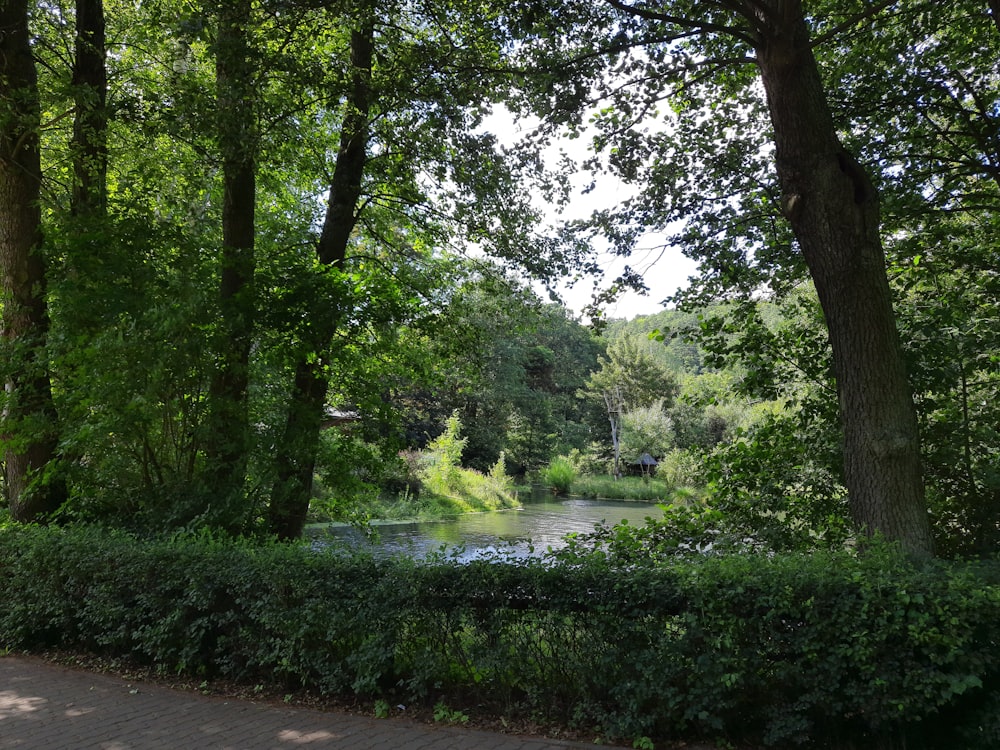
[3,0,589,536]
[2,524,998,748]
[3,6,1000,747]
[0,0,996,558]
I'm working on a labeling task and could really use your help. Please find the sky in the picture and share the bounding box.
[479,108,699,322]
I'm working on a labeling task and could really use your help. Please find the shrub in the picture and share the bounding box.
[655,448,703,489]
[566,444,612,476]
[482,451,514,506]
[1,524,998,748]
[420,412,468,496]
[542,456,576,495]
[702,411,850,552]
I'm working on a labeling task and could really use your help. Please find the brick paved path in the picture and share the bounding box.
[0,656,619,749]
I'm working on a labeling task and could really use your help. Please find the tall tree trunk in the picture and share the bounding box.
[0,1,66,520]
[204,0,257,530]
[54,0,109,350]
[268,25,374,540]
[754,1,933,556]
[71,0,107,216]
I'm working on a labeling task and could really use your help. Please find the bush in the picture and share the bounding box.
[541,456,576,495]
[1,524,999,748]
[566,443,612,476]
[420,412,468,496]
[655,448,704,489]
[702,411,851,552]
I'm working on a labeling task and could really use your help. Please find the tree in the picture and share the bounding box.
[514,0,935,555]
[582,337,677,475]
[11,0,568,535]
[390,268,601,475]
[267,17,375,539]
[620,400,674,469]
[893,215,1000,557]
[203,0,258,529]
[70,0,108,217]
[0,0,570,535]
[0,0,66,520]
[264,0,566,537]
[823,3,1000,553]
[825,1,1000,217]
[584,336,678,412]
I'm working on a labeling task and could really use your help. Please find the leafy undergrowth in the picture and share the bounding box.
[310,450,519,525]
[3,525,999,749]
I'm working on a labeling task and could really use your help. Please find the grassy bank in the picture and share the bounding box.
[536,472,696,504]
[536,451,703,502]
[310,460,519,524]
[363,477,519,522]
[515,475,674,503]
[572,474,674,502]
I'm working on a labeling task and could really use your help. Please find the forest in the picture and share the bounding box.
[2,0,997,559]
[3,1,1000,746]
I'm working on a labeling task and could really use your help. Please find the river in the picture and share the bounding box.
[310,496,662,562]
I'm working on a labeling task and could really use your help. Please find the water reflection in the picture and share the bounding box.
[310,497,661,562]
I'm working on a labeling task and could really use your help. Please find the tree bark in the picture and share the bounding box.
[603,387,623,478]
[71,0,108,216]
[204,0,257,530]
[0,1,66,520]
[753,1,933,556]
[268,24,374,539]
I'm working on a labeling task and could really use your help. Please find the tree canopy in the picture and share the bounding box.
[0,0,997,557]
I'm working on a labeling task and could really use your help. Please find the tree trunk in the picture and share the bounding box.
[754,1,933,556]
[71,0,107,216]
[603,387,623,478]
[268,24,374,539]
[204,0,257,530]
[0,1,66,520]
[268,359,329,539]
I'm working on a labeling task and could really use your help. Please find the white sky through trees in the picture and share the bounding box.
[479,107,697,322]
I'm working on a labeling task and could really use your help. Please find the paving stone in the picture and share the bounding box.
[0,657,618,749]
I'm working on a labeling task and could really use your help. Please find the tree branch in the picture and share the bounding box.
[709,0,775,36]
[809,0,898,49]
[602,0,758,47]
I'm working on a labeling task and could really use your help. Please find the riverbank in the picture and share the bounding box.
[309,496,660,561]
[309,465,520,526]
[541,474,687,503]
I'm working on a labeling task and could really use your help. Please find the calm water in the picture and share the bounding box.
[311,496,662,562]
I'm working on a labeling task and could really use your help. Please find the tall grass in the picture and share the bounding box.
[541,456,576,495]
[572,474,673,502]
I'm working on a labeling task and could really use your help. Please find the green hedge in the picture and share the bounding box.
[1,523,998,748]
